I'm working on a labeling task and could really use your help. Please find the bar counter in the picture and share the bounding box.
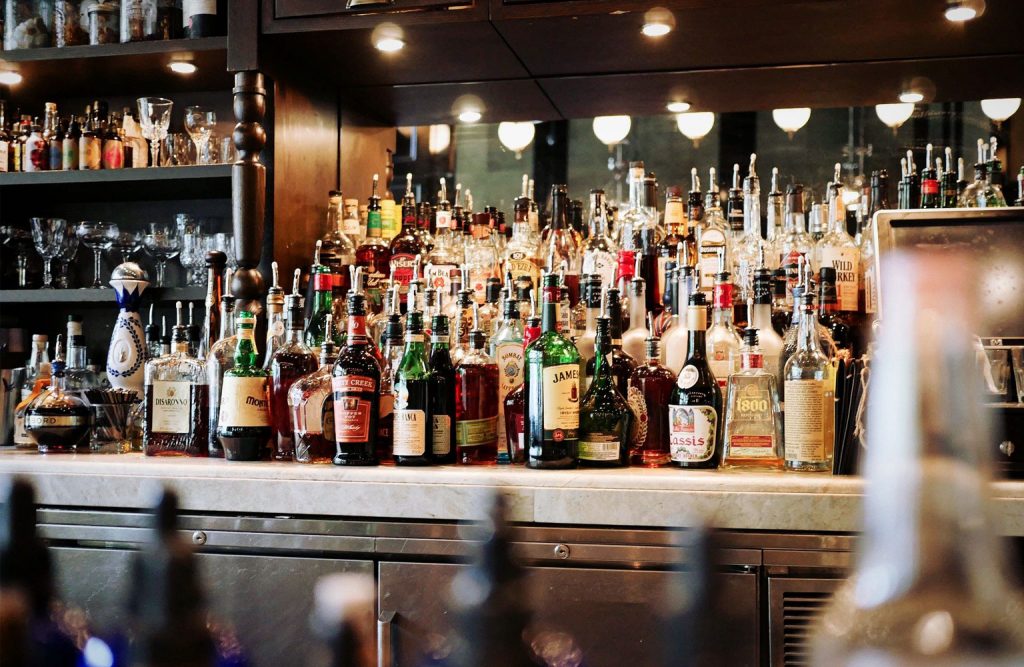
[3,450,1024,535]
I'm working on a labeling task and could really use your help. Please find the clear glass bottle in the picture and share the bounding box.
[657,184,687,303]
[628,333,675,467]
[698,167,730,294]
[620,256,650,362]
[428,314,457,464]
[490,297,524,462]
[731,154,765,308]
[465,212,500,306]
[707,260,742,390]
[64,315,100,397]
[542,186,580,305]
[205,281,237,458]
[662,264,696,374]
[19,334,50,401]
[577,315,633,468]
[504,183,543,298]
[26,337,92,455]
[579,189,617,290]
[750,266,785,383]
[818,163,861,316]
[450,285,475,366]
[573,275,601,373]
[144,302,209,457]
[289,323,339,464]
[616,161,655,253]
[778,184,813,292]
[455,311,500,465]
[813,251,1024,665]
[425,178,461,296]
[584,288,636,397]
[782,291,834,472]
[321,190,357,270]
[392,311,432,466]
[721,328,783,469]
[270,292,318,460]
[217,311,272,461]
[262,261,286,368]
[726,162,745,248]
[764,167,784,268]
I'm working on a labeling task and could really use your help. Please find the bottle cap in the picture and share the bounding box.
[743,328,759,346]
[818,266,837,285]
[688,292,707,306]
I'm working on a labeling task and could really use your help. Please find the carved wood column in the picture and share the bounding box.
[231,70,267,312]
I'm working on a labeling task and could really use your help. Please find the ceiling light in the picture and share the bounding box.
[592,115,632,146]
[168,61,197,75]
[980,98,1021,127]
[641,22,671,37]
[666,101,690,113]
[641,7,675,37]
[898,91,924,104]
[0,70,23,86]
[497,121,536,157]
[371,22,405,53]
[944,0,982,21]
[875,103,915,134]
[458,110,482,123]
[374,36,404,52]
[771,107,811,138]
[675,111,715,147]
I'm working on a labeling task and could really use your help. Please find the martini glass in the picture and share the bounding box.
[30,218,68,289]
[137,97,173,168]
[184,106,216,166]
[77,221,118,288]
[143,222,181,287]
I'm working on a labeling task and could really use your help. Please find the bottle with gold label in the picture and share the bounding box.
[455,307,499,465]
[722,329,783,469]
[217,311,272,461]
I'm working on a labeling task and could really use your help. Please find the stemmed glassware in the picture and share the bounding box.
[143,222,181,287]
[209,232,236,269]
[55,228,79,289]
[30,218,69,289]
[180,232,209,286]
[137,97,174,169]
[1,226,33,287]
[108,229,144,265]
[76,221,118,289]
[184,106,216,166]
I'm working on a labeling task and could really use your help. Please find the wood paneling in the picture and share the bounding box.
[341,110,397,203]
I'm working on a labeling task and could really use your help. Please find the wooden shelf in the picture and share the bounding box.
[0,164,231,201]
[0,286,206,304]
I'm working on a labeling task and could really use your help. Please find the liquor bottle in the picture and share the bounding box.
[289,316,339,464]
[416,200,435,250]
[749,264,785,382]
[579,189,617,290]
[1016,166,1024,207]
[817,267,852,357]
[812,252,1024,665]
[657,184,687,302]
[988,134,1006,190]
[764,167,784,267]
[13,362,51,449]
[305,242,341,355]
[356,174,392,313]
[862,171,888,320]
[616,161,655,253]
[428,314,457,464]
[144,302,209,457]
[205,270,236,458]
[47,107,62,171]
[101,112,124,170]
[160,317,171,357]
[79,107,101,171]
[685,169,705,274]
[628,328,675,467]
[726,163,745,246]
[721,328,783,469]
[381,153,399,242]
[699,167,730,294]
[392,311,432,466]
[906,149,921,207]
[897,156,913,209]
[261,264,287,367]
[389,173,425,296]
[18,334,51,401]
[145,305,162,360]
[332,293,381,466]
[526,274,581,469]
[585,288,636,397]
[64,315,100,396]
[23,118,47,172]
[501,312,539,466]
[940,147,958,208]
[478,278,501,339]
[976,140,1008,208]
[343,197,363,241]
[12,116,30,173]
[558,282,572,337]
[62,114,80,171]
[270,289,318,460]
[184,0,224,38]
[771,269,791,337]
[321,190,357,272]
[573,275,601,371]
[782,290,834,471]
[819,162,861,317]
[0,101,9,173]
[731,154,764,310]
[653,262,677,336]
[216,312,271,460]
[450,282,475,366]
[490,297,524,461]
[26,337,91,454]
[668,293,723,469]
[426,179,461,295]
[455,309,500,465]
[577,316,633,468]
[919,143,940,208]
[186,303,201,357]
[376,288,402,463]
[706,260,742,390]
[663,264,696,373]
[465,212,499,305]
[621,255,650,362]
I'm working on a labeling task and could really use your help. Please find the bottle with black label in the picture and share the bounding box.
[392,311,432,466]
[216,311,272,461]
[25,336,92,454]
[428,314,457,464]
[184,0,224,38]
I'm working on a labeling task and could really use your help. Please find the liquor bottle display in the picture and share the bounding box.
[216,312,272,461]
[331,293,381,466]
[578,316,633,467]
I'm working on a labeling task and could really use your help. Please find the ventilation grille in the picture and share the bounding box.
[781,591,832,666]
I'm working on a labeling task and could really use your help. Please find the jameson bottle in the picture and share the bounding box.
[668,293,723,469]
[392,311,432,466]
[429,315,457,464]
[332,293,381,466]
[526,274,581,469]
[455,312,500,465]
[217,312,272,461]
[578,317,633,467]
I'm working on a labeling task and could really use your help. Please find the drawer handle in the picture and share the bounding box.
[378,610,396,667]
[553,544,570,560]
[191,530,207,545]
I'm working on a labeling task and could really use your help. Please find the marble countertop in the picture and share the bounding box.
[2,451,1023,534]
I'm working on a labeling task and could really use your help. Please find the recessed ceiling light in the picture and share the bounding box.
[168,61,197,75]
[374,36,404,53]
[898,91,924,104]
[944,0,981,21]
[641,22,671,37]
[641,7,674,37]
[0,71,23,86]
[666,101,691,113]
[458,110,482,123]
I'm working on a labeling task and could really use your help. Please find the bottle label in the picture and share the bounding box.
[668,405,717,462]
[295,385,330,435]
[542,364,580,436]
[783,379,829,463]
[578,433,620,461]
[61,139,78,171]
[468,268,492,304]
[26,414,89,428]
[80,137,101,170]
[726,382,778,458]
[708,345,733,388]
[425,264,457,293]
[102,139,124,169]
[390,253,417,288]
[218,376,270,428]
[392,409,427,455]
[0,141,7,172]
[184,0,217,21]
[456,416,498,447]
[495,342,524,445]
[366,210,383,234]
[363,270,387,311]
[332,375,376,442]
[582,252,616,290]
[14,413,32,444]
[435,210,451,229]
[343,216,361,237]
[678,365,699,389]
[506,253,541,290]
[381,200,398,240]
[921,178,939,195]
[431,414,451,455]
[150,380,192,434]
[820,247,860,312]
[864,263,877,315]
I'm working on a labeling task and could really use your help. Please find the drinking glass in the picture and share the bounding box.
[1,226,32,287]
[137,97,174,169]
[184,106,216,166]
[55,227,79,289]
[143,222,181,287]
[220,136,236,164]
[165,132,193,166]
[108,229,143,265]
[180,232,209,286]
[30,218,69,289]
[76,221,118,288]
[210,232,236,269]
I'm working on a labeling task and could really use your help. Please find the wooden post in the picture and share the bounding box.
[231,70,267,310]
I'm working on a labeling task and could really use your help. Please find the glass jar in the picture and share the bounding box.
[4,0,54,50]
[54,1,88,46]
[87,1,118,45]
[120,0,155,42]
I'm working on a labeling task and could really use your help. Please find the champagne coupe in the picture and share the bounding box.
[108,228,143,265]
[184,106,216,166]
[143,222,181,287]
[76,221,118,288]
[137,97,173,168]
[30,218,68,289]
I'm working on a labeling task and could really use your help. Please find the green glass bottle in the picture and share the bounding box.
[392,311,433,466]
[526,273,581,470]
[429,314,457,464]
[304,241,341,355]
[217,311,272,461]
[578,316,633,468]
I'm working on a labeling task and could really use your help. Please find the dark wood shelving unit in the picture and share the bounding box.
[0,165,232,201]
[0,286,206,304]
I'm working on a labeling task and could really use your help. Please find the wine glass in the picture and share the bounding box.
[76,221,118,288]
[1,226,33,287]
[180,232,209,286]
[184,106,216,166]
[143,222,181,287]
[55,227,79,289]
[30,218,68,289]
[210,232,237,269]
[137,97,173,168]
[108,228,143,265]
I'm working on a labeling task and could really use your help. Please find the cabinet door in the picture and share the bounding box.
[379,561,759,667]
[52,547,372,667]
[767,577,844,666]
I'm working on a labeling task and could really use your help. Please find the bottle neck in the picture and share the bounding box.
[686,307,706,359]
[234,327,259,367]
[629,283,646,327]
[592,337,612,384]
[219,301,236,339]
[797,303,820,352]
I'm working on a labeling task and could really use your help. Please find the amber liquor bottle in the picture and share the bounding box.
[455,312,500,465]
[216,312,272,461]
[389,173,426,296]
[270,292,319,460]
[289,316,341,464]
[331,293,381,466]
[628,333,676,467]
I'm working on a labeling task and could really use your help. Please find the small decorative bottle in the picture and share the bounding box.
[216,312,272,461]
[106,262,149,397]
[289,315,340,464]
[721,329,784,469]
[455,307,500,465]
[26,336,91,454]
[143,302,209,457]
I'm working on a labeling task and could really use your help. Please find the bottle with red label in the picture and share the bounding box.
[390,173,426,300]
[919,143,940,209]
[331,292,381,466]
[707,258,742,389]
[355,174,392,314]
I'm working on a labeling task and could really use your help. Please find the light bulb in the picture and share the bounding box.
[592,115,632,146]
[371,22,405,53]
[675,111,715,146]
[771,107,811,138]
[944,0,981,21]
[641,7,674,37]
[374,37,404,52]
[980,98,1021,124]
[168,61,197,75]
[0,71,23,85]
[898,91,924,104]
[458,110,482,123]
[666,101,691,113]
[497,121,536,155]
[875,103,915,134]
